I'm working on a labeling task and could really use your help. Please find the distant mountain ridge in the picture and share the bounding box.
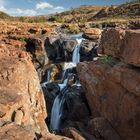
[49,0,140,23]
[0,11,11,19]
[93,0,140,19]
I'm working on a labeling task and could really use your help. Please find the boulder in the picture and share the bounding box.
[82,28,102,40]
[122,30,140,67]
[77,61,140,140]
[99,28,140,67]
[98,29,125,58]
[80,40,98,61]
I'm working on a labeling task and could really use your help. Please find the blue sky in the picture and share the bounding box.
[0,0,129,16]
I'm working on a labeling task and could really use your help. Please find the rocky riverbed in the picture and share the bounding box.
[0,20,140,140]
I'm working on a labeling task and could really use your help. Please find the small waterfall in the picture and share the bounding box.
[41,69,51,87]
[50,78,68,130]
[72,38,83,64]
[47,69,51,82]
[50,36,83,131]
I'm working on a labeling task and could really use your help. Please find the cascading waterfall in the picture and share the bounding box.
[50,36,83,131]
[41,69,51,87]
[72,38,83,64]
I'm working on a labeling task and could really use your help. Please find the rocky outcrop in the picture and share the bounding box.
[0,45,47,133]
[99,29,140,67]
[77,61,140,140]
[0,44,72,139]
[77,28,140,140]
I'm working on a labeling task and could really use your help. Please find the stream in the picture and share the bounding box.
[41,33,98,132]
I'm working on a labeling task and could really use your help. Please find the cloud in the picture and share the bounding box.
[0,6,37,16]
[54,6,64,10]
[9,8,37,16]
[0,1,65,16]
[36,2,53,9]
[0,6,7,12]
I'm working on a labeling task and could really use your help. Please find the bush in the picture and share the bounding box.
[48,16,62,22]
[19,16,26,22]
[99,55,120,66]
[65,25,80,34]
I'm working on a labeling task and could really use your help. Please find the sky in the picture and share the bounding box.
[0,0,129,16]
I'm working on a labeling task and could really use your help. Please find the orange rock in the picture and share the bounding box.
[83,28,102,40]
[0,45,48,133]
[77,61,140,140]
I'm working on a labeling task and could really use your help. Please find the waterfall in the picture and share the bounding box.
[41,69,51,87]
[72,38,83,64]
[50,36,83,131]
[47,69,51,82]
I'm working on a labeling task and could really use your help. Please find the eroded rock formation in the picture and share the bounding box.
[0,44,47,132]
[0,44,70,139]
[77,29,140,140]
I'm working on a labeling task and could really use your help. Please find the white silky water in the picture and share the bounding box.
[50,37,83,131]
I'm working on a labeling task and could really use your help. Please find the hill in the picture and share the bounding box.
[93,0,140,19]
[48,5,107,23]
[48,0,140,23]
[0,11,11,19]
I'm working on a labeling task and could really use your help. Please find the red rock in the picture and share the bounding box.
[99,28,140,67]
[77,61,140,140]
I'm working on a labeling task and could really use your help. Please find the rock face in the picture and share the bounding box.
[99,28,140,67]
[0,45,71,140]
[44,36,77,63]
[77,28,140,140]
[26,36,48,81]
[88,117,121,140]
[77,61,140,140]
[0,45,47,133]
[0,123,35,140]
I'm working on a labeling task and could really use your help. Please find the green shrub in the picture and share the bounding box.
[19,37,26,42]
[19,16,26,22]
[99,55,120,66]
[48,16,62,22]
[65,25,80,34]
